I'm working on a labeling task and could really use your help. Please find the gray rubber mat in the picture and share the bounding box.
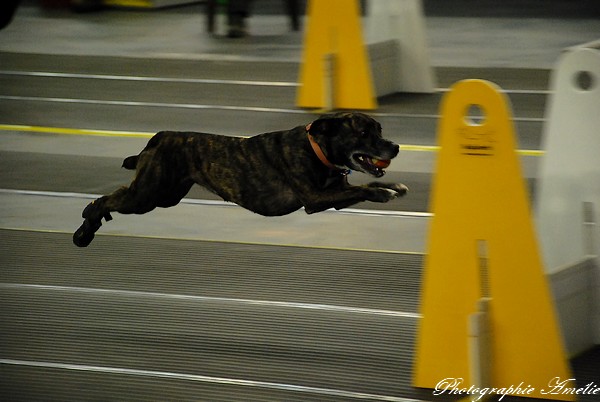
[0,228,427,401]
[0,228,423,312]
[1,229,597,402]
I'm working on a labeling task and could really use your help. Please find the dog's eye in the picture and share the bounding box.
[360,130,367,137]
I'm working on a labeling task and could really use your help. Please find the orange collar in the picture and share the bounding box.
[307,133,338,170]
[306,124,349,174]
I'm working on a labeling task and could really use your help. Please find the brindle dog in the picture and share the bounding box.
[73,112,408,247]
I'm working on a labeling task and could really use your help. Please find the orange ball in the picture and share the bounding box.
[373,158,391,168]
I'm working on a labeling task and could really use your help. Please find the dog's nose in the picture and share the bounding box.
[392,144,400,156]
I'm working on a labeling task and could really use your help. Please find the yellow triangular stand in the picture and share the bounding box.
[296,0,377,110]
[413,80,574,400]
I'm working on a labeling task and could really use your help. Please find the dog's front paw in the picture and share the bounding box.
[368,185,408,203]
[387,183,409,197]
[367,183,408,202]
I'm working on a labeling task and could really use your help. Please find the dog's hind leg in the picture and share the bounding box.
[73,182,162,248]
[73,132,194,247]
[73,175,193,247]
[72,186,151,248]
[72,203,108,247]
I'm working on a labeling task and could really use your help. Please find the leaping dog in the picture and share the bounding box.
[73,112,408,247]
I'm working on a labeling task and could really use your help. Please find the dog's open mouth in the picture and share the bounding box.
[354,154,391,177]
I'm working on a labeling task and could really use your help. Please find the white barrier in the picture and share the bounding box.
[549,257,599,355]
[364,0,436,94]
[537,44,600,352]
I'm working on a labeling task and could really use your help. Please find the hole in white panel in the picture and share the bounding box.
[574,71,595,91]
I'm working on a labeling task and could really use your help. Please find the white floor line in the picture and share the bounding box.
[0,95,546,122]
[0,358,426,402]
[0,188,433,219]
[0,71,550,94]
[0,70,300,87]
[0,95,308,115]
[0,283,422,319]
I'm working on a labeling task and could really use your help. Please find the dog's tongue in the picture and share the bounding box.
[372,158,391,168]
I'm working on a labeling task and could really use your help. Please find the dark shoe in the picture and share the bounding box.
[227,13,247,38]
[70,0,104,13]
[73,219,101,247]
[82,200,97,220]
[73,200,112,247]
[82,200,112,222]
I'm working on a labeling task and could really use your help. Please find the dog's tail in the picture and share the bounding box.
[122,131,167,170]
[122,155,139,170]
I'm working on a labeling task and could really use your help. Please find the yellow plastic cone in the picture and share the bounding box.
[414,80,574,401]
[296,0,377,110]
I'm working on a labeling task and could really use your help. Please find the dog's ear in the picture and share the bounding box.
[308,114,348,136]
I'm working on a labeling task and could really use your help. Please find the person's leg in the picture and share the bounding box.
[227,0,253,38]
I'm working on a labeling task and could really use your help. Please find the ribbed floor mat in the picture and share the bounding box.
[1,228,426,401]
[0,228,423,312]
[1,229,597,402]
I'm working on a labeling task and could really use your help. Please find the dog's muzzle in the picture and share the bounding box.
[353,154,390,177]
[352,143,399,177]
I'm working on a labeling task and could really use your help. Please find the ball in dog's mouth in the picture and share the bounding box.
[354,154,392,177]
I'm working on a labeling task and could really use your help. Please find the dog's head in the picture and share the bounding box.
[307,112,399,178]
